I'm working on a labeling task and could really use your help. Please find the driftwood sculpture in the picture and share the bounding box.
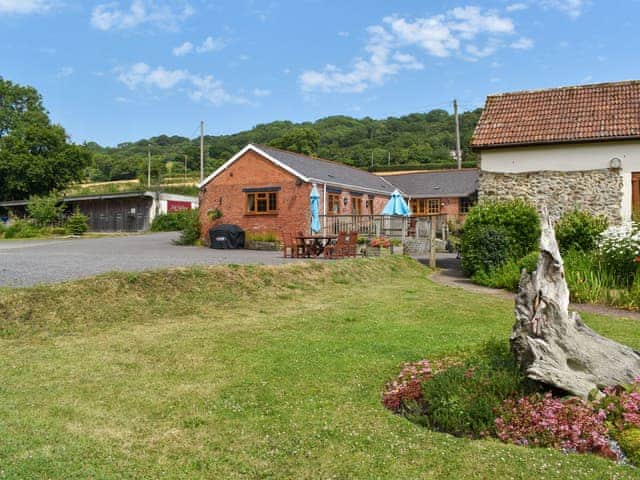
[511,210,640,399]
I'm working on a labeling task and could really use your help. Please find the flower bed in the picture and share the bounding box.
[382,342,640,464]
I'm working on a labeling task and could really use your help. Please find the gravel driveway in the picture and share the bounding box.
[0,233,296,288]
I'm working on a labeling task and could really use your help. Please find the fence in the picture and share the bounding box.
[319,214,453,241]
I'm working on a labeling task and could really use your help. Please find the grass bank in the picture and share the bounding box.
[1,257,639,478]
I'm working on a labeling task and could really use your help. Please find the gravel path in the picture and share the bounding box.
[0,233,298,288]
[429,254,640,321]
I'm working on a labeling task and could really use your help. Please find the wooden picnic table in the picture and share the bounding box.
[296,234,337,257]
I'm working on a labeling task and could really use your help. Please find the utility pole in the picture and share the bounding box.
[200,120,204,182]
[454,99,462,170]
[147,143,151,188]
[370,151,374,169]
[388,151,391,166]
[184,154,188,183]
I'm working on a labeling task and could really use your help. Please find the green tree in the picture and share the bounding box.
[269,127,320,155]
[0,77,92,201]
[26,193,65,227]
[65,207,89,235]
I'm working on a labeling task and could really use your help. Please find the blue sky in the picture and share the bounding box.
[1,0,639,146]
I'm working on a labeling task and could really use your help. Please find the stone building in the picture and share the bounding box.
[471,80,640,224]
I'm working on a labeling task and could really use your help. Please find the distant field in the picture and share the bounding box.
[65,178,199,197]
[1,257,638,479]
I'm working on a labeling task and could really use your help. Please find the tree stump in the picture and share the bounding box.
[511,210,640,399]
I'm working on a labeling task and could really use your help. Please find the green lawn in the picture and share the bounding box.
[1,257,639,479]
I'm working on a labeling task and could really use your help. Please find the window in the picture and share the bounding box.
[246,191,278,214]
[328,193,340,214]
[351,197,363,215]
[459,196,474,214]
[409,198,440,215]
[367,197,374,215]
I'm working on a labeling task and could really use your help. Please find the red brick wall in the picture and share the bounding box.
[199,150,312,242]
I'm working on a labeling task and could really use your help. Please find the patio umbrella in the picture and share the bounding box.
[310,184,321,233]
[381,189,410,216]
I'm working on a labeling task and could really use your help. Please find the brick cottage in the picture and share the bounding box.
[197,144,396,242]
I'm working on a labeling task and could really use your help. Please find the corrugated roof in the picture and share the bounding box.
[381,169,478,198]
[255,145,396,194]
[471,80,640,148]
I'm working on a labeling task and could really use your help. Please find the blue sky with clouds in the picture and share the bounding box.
[1,0,639,146]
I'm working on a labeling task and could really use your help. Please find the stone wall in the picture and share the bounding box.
[478,169,623,224]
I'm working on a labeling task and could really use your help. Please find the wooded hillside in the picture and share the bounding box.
[86,108,482,182]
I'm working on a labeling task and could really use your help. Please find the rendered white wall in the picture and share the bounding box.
[479,141,640,221]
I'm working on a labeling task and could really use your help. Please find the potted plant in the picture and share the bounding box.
[390,238,403,255]
[368,236,391,257]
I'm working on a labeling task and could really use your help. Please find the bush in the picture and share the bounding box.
[597,223,640,288]
[460,225,512,276]
[4,219,41,239]
[174,209,201,246]
[151,211,185,231]
[26,193,65,227]
[616,428,640,466]
[65,208,89,235]
[382,341,536,438]
[556,209,607,253]
[473,251,539,291]
[460,200,540,276]
[418,341,534,437]
[246,231,278,243]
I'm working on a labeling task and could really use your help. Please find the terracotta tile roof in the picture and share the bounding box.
[471,80,640,148]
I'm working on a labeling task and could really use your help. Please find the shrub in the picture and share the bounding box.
[418,341,534,437]
[65,208,89,235]
[616,428,640,466]
[4,219,41,239]
[494,393,615,459]
[556,209,608,253]
[597,223,640,287]
[151,211,185,231]
[461,200,540,275]
[26,193,65,227]
[246,231,278,243]
[472,251,539,291]
[174,208,201,246]
[460,225,511,276]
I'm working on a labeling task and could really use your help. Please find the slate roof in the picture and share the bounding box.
[252,145,396,194]
[471,80,640,148]
[380,169,479,198]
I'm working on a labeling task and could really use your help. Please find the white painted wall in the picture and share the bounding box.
[479,141,640,221]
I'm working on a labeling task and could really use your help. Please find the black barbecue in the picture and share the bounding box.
[209,224,245,249]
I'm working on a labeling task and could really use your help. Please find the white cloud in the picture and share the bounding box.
[197,36,225,52]
[338,31,349,37]
[301,6,515,93]
[56,66,74,78]
[91,0,195,31]
[300,24,424,94]
[0,0,52,14]
[506,3,528,12]
[252,88,271,97]
[173,36,225,56]
[116,62,246,106]
[510,36,534,49]
[541,0,585,18]
[173,41,193,56]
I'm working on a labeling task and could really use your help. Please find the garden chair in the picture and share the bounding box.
[281,231,297,258]
[324,231,347,259]
[345,231,358,257]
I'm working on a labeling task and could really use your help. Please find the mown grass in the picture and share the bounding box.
[1,257,639,479]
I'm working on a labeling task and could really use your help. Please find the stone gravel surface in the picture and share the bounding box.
[0,232,297,288]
